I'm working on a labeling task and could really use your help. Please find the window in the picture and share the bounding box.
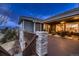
[66,23,79,33]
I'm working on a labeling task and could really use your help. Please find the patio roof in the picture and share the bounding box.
[43,7,79,23]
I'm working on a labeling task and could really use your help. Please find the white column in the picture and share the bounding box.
[19,21,25,52]
[34,22,36,33]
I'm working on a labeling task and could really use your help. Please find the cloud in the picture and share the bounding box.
[0,14,19,29]
[0,20,20,29]
[5,20,20,28]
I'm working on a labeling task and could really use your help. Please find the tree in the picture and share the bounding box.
[1,28,17,43]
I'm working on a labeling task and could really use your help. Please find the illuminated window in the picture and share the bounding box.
[66,22,79,33]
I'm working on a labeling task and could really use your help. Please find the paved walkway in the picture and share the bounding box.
[48,35,79,56]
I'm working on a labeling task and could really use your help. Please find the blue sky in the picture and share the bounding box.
[0,3,78,28]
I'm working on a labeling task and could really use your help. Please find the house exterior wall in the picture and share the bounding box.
[23,20,43,33]
[24,20,34,33]
[19,8,79,34]
[35,23,41,31]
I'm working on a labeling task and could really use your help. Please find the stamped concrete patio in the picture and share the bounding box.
[48,35,79,56]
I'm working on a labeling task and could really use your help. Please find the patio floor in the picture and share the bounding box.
[48,35,79,56]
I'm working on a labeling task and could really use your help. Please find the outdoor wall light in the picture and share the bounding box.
[73,17,79,19]
[60,21,65,24]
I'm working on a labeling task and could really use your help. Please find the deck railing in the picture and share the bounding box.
[23,32,38,56]
[0,46,11,56]
[0,31,38,56]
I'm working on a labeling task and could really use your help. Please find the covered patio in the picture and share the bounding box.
[43,8,79,40]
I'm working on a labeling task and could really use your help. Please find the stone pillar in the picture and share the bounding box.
[36,31,48,56]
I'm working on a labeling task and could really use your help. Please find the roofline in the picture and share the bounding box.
[43,7,79,23]
[18,7,79,24]
[18,16,43,24]
[44,14,79,23]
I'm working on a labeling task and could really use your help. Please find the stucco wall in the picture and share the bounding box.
[24,21,34,33]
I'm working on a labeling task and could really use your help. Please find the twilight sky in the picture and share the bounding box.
[0,3,78,28]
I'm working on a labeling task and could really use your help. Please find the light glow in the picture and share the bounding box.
[73,17,79,19]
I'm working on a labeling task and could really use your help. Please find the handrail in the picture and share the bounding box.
[23,32,38,56]
[24,35,37,50]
